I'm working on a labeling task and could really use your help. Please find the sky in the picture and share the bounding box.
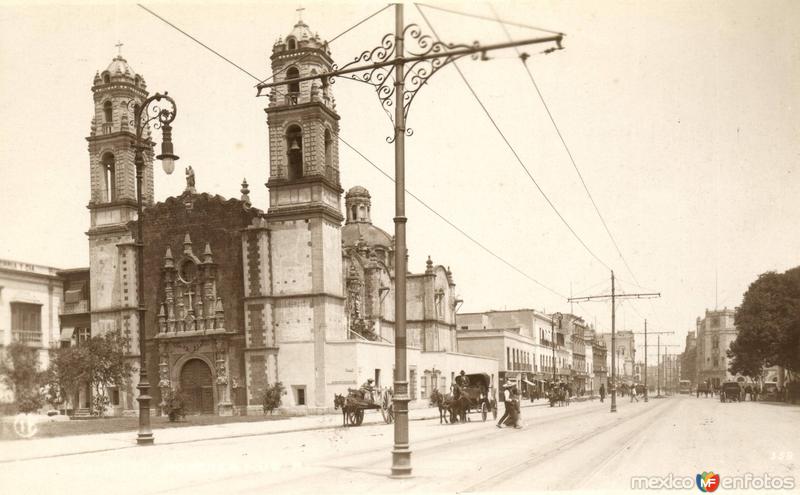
[1,0,798,354]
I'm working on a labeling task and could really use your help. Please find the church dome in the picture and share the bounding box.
[342,222,392,250]
[342,185,391,249]
[288,20,313,42]
[345,185,370,199]
[106,55,135,77]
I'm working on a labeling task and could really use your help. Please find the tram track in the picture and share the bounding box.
[461,397,677,493]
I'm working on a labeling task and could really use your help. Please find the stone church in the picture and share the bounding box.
[82,19,497,416]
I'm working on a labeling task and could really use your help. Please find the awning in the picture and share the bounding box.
[60,327,74,342]
[523,379,537,386]
[64,289,83,303]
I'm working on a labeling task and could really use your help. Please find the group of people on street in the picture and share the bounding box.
[496,382,522,429]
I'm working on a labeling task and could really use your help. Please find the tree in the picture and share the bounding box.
[730,268,800,377]
[46,332,135,416]
[0,342,45,413]
[262,381,286,415]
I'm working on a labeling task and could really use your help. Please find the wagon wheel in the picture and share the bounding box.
[492,401,498,420]
[356,408,365,426]
[346,408,359,426]
[481,401,488,422]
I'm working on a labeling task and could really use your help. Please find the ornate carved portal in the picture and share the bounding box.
[346,263,377,341]
[158,234,226,335]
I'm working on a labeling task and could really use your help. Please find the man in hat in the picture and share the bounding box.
[454,370,470,400]
[360,378,376,402]
[496,382,513,428]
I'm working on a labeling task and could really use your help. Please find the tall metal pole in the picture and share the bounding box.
[391,2,411,479]
[644,319,648,402]
[657,334,661,397]
[610,270,617,413]
[134,147,153,446]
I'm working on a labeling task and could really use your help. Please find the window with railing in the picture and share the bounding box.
[11,302,42,345]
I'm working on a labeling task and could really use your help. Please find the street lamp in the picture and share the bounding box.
[131,92,178,445]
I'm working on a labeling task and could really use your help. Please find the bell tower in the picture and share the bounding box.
[261,20,346,411]
[85,51,152,410]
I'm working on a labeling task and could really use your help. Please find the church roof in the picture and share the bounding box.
[288,20,313,42]
[345,185,370,199]
[341,221,392,249]
[106,55,135,77]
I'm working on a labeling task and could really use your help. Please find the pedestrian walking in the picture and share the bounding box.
[599,383,606,403]
[505,387,522,429]
[630,384,639,402]
[496,383,512,428]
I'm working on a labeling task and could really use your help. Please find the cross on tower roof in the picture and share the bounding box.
[115,41,124,57]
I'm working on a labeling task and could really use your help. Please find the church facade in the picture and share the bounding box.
[81,20,497,416]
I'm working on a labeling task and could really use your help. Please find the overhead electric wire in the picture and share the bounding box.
[416,2,564,36]
[137,3,262,82]
[135,3,571,303]
[485,3,671,330]
[253,3,393,87]
[415,4,613,273]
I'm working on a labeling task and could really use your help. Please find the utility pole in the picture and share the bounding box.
[631,325,673,402]
[258,4,564,477]
[568,271,660,413]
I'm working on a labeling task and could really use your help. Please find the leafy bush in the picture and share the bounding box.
[46,332,134,417]
[162,388,190,422]
[262,382,286,415]
[0,342,46,413]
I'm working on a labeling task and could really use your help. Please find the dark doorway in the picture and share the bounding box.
[180,359,214,414]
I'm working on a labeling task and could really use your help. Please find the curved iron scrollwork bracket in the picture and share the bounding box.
[127,92,178,146]
[330,24,485,141]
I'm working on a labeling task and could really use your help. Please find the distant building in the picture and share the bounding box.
[457,309,566,395]
[457,309,596,395]
[599,330,635,383]
[695,308,738,388]
[681,330,697,385]
[591,332,608,392]
[56,267,92,414]
[0,258,63,403]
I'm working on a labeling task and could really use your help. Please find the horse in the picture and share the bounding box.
[333,393,348,426]
[430,388,450,424]
[448,394,470,423]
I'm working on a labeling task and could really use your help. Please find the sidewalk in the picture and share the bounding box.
[0,398,565,463]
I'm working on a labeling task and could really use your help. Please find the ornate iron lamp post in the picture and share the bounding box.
[257,3,563,476]
[131,92,178,445]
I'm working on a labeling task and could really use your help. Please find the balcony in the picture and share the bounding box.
[61,300,89,315]
[12,329,42,345]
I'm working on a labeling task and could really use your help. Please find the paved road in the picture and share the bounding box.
[1,395,797,493]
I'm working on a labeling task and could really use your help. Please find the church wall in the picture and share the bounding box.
[139,193,261,410]
[325,298,347,341]
[269,220,312,295]
[89,235,125,311]
[277,342,317,409]
[321,220,343,295]
[274,299,313,342]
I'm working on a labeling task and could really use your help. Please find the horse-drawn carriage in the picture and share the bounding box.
[548,382,571,407]
[334,386,394,426]
[431,372,498,423]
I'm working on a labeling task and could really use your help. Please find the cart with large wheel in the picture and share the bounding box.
[457,373,498,422]
[334,387,393,426]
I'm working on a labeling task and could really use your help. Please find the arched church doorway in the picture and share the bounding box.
[179,359,214,414]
